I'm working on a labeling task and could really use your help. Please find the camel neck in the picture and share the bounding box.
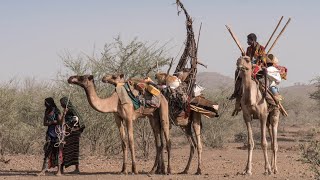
[83,83,119,113]
[241,70,254,105]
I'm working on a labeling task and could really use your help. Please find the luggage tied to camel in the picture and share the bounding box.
[115,81,161,110]
[160,82,219,120]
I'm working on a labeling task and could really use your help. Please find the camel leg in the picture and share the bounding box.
[260,114,272,175]
[126,119,138,174]
[180,124,195,174]
[148,117,162,175]
[193,112,203,175]
[158,130,166,174]
[163,123,171,174]
[243,115,254,175]
[271,121,279,174]
[267,117,273,147]
[270,110,280,174]
[115,116,128,174]
[159,99,171,174]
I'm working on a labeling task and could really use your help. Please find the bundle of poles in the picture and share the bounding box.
[225,16,291,57]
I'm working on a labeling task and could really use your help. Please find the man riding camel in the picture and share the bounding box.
[230,33,266,101]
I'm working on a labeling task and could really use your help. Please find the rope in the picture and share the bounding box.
[54,86,73,147]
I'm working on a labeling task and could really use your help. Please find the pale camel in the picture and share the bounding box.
[67,75,171,174]
[236,56,280,175]
[153,73,219,175]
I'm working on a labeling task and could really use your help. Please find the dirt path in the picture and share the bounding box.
[0,139,314,180]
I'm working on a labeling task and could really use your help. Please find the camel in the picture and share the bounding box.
[67,75,171,175]
[236,56,280,175]
[103,73,219,175]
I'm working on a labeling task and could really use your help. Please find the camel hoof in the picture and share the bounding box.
[273,169,278,174]
[119,171,128,175]
[264,169,272,175]
[37,171,45,176]
[241,171,252,176]
[148,170,156,175]
[195,169,202,175]
[167,168,171,175]
[55,172,62,176]
[178,170,188,174]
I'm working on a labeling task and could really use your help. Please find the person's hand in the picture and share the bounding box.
[63,108,68,116]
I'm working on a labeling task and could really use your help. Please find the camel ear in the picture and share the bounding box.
[120,74,124,79]
[88,75,94,80]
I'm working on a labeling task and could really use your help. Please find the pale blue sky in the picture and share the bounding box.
[1,0,319,86]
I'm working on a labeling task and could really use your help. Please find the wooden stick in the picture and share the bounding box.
[197,60,207,68]
[267,18,291,54]
[260,82,288,117]
[265,16,284,49]
[225,25,245,55]
[279,103,288,117]
[196,22,202,56]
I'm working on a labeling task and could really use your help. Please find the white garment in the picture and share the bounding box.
[193,84,205,97]
[267,66,281,87]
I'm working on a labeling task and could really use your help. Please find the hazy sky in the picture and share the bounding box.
[1,0,319,87]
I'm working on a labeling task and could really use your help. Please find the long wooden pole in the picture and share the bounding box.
[265,16,284,49]
[267,18,291,54]
[196,22,202,56]
[225,25,245,55]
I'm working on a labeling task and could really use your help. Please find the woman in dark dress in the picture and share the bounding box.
[60,96,84,174]
[38,97,62,176]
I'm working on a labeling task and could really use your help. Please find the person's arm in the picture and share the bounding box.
[60,108,69,125]
[43,114,50,126]
[43,116,58,126]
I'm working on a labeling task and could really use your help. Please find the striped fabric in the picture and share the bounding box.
[63,129,81,167]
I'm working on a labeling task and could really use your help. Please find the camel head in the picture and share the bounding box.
[102,74,125,86]
[236,56,251,72]
[68,75,94,88]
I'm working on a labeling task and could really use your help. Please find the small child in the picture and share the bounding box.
[266,54,282,101]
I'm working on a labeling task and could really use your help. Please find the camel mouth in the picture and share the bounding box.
[67,76,78,84]
[237,65,249,71]
[101,76,109,83]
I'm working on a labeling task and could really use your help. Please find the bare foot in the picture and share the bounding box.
[70,169,80,174]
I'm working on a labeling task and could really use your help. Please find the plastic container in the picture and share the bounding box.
[147,85,160,96]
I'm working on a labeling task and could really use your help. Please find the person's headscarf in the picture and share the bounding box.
[45,97,60,113]
[60,96,81,120]
[44,97,58,109]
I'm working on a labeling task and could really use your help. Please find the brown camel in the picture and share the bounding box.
[236,56,280,175]
[68,75,171,174]
[107,73,219,175]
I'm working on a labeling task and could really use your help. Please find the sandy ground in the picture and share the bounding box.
[0,125,315,180]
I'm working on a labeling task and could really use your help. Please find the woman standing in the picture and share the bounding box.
[60,96,84,174]
[38,97,62,176]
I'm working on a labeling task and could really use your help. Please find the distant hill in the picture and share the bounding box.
[281,84,317,99]
[195,72,317,100]
[196,72,233,90]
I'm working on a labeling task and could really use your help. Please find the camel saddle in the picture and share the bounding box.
[116,82,161,112]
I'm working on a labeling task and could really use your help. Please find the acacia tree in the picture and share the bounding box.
[57,36,171,156]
